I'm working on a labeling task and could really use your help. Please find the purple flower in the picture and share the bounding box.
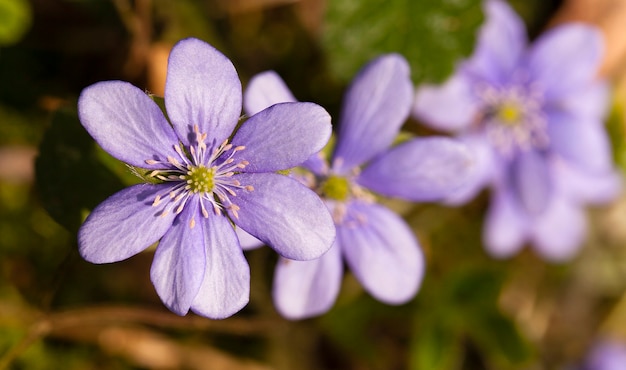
[244,55,474,319]
[413,0,621,261]
[584,339,626,370]
[76,38,335,319]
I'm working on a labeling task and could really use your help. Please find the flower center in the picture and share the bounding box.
[320,175,350,201]
[144,125,253,227]
[477,84,548,155]
[185,165,215,194]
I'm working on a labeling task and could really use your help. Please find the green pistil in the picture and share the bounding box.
[186,165,215,193]
[496,102,522,125]
[321,175,350,201]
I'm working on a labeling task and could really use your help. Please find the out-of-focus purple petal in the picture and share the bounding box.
[231,102,331,172]
[547,111,613,173]
[333,54,413,173]
[529,195,586,262]
[340,202,424,304]
[526,24,604,99]
[236,227,264,250]
[190,210,250,319]
[510,150,551,215]
[273,242,343,320]
[484,184,528,258]
[78,184,177,263]
[150,199,205,316]
[445,134,496,205]
[302,153,329,176]
[413,73,479,132]
[244,70,297,116]
[231,172,335,261]
[78,81,180,169]
[554,82,609,120]
[585,339,626,370]
[358,137,474,201]
[464,0,527,84]
[165,38,242,147]
[554,159,622,204]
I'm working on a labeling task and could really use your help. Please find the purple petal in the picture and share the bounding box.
[165,38,242,147]
[464,0,527,84]
[529,195,587,262]
[585,340,626,370]
[78,184,177,263]
[231,102,331,172]
[340,202,424,304]
[357,137,474,202]
[445,134,496,205]
[189,209,250,319]
[235,227,264,250]
[244,70,297,116]
[547,110,613,173]
[483,184,528,258]
[554,159,622,204]
[510,150,551,215]
[272,242,343,320]
[413,73,479,132]
[150,199,205,316]
[302,152,329,176]
[554,82,609,120]
[78,81,179,169]
[333,54,413,173]
[231,172,335,260]
[526,24,604,99]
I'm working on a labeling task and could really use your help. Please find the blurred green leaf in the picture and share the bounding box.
[35,108,125,233]
[322,0,484,84]
[606,97,626,170]
[410,315,462,370]
[0,0,31,45]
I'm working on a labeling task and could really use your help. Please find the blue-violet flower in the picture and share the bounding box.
[244,54,474,319]
[413,0,621,261]
[77,38,335,319]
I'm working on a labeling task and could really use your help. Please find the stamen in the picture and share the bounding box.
[152,195,162,207]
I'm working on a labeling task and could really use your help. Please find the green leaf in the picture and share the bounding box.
[410,316,462,370]
[35,108,126,233]
[0,0,31,45]
[322,0,484,84]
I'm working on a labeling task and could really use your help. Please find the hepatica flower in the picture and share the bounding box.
[244,55,474,319]
[414,0,621,261]
[77,38,335,319]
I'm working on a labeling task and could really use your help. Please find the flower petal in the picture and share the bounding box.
[526,24,604,99]
[333,54,413,173]
[483,184,528,258]
[231,102,331,172]
[231,172,335,261]
[547,110,613,173]
[554,159,622,204]
[78,184,177,263]
[510,150,552,215]
[529,195,587,262]
[150,199,205,316]
[445,134,496,205]
[190,210,250,319]
[357,137,475,202]
[78,81,180,169]
[340,202,424,304]
[244,70,297,116]
[413,73,479,132]
[165,38,242,147]
[273,242,343,320]
[464,0,527,84]
[555,82,609,120]
[235,227,264,250]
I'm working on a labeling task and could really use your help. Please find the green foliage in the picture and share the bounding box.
[0,0,31,45]
[35,108,126,233]
[322,0,484,84]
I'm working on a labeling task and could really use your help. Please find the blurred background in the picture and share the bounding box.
[2,0,626,369]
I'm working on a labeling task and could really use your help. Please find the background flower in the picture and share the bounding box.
[413,0,622,261]
[245,55,474,319]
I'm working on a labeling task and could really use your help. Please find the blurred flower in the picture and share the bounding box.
[77,37,335,319]
[583,339,626,370]
[413,0,621,261]
[244,55,474,319]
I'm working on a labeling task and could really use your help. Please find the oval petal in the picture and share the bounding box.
[244,70,297,116]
